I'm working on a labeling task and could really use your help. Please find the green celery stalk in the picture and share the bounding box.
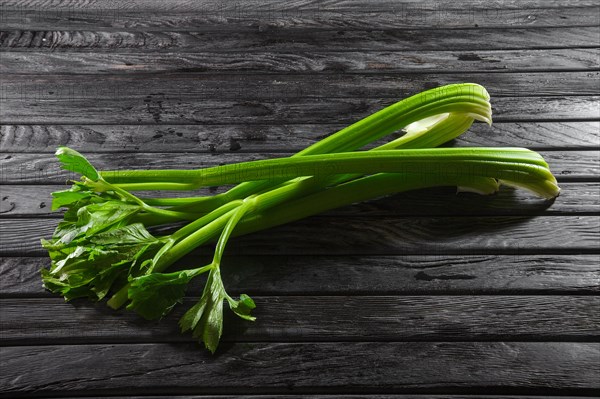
[100,148,556,192]
[111,147,558,291]
[104,84,491,200]
[205,83,491,204]
[141,112,477,210]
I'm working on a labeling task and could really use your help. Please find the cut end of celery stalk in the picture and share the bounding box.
[107,284,130,309]
[499,179,561,200]
[467,111,493,126]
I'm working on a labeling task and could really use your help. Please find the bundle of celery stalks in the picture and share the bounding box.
[41,84,560,352]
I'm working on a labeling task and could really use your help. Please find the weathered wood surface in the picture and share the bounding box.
[2,49,598,74]
[1,0,598,30]
[1,0,598,397]
[3,255,599,297]
[1,342,599,395]
[2,122,599,152]
[2,96,598,124]
[2,182,598,217]
[1,215,598,256]
[1,296,599,344]
[2,27,599,52]
[2,72,599,98]
[1,150,596,184]
[30,397,600,399]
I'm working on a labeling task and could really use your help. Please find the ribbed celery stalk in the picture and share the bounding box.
[119,148,559,278]
[140,112,478,210]
[103,84,490,202]
[44,83,563,353]
[100,148,557,195]
[106,146,558,310]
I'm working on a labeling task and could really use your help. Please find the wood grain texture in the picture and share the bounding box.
[1,0,599,396]
[2,72,598,100]
[0,151,595,184]
[1,182,597,218]
[1,0,598,30]
[1,296,598,344]
[3,49,598,74]
[1,215,598,256]
[2,95,598,124]
[4,254,599,297]
[2,27,599,52]
[1,342,598,395]
[2,122,598,153]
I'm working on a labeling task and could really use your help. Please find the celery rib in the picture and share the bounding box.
[42,83,562,354]
[101,148,557,193]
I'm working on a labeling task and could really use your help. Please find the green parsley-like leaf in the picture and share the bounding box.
[178,268,255,353]
[41,224,163,301]
[55,147,100,181]
[228,293,256,321]
[51,201,142,245]
[80,202,141,237]
[179,268,226,353]
[127,270,196,320]
[41,246,123,301]
[90,223,159,245]
[51,187,92,211]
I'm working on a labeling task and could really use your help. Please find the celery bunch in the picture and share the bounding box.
[41,84,560,352]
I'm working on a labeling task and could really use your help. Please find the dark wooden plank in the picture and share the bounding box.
[4,254,598,297]
[1,182,597,218]
[1,1,597,397]
[3,49,598,74]
[1,0,598,31]
[41,397,600,399]
[1,296,598,344]
[197,215,600,256]
[1,96,598,124]
[1,27,598,52]
[2,73,598,101]
[1,215,598,256]
[2,122,598,153]
[1,342,598,395]
[453,122,600,149]
[39,396,600,399]
[0,151,595,184]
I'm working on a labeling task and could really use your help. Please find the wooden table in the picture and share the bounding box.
[1,1,599,397]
